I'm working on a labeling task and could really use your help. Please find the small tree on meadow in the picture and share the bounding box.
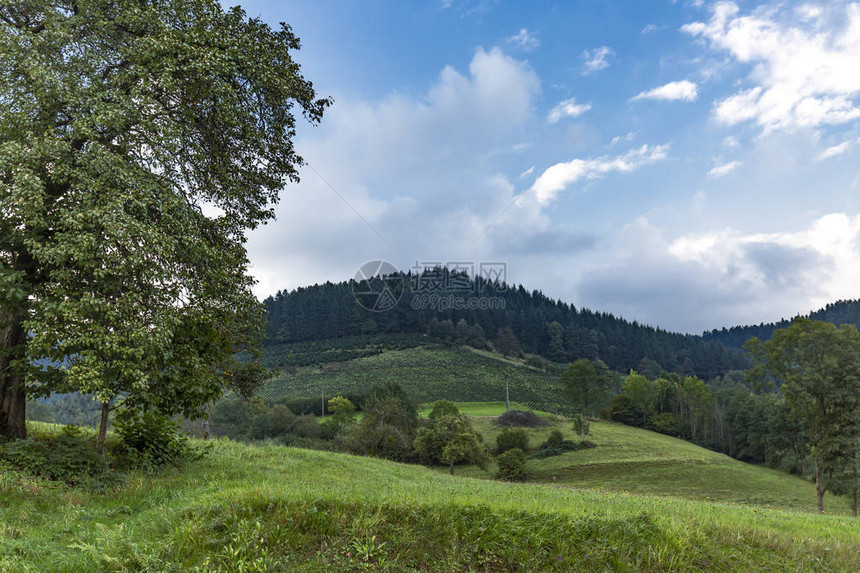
[572,414,590,437]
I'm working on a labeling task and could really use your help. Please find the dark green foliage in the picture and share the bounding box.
[427,400,460,421]
[495,448,527,481]
[292,415,321,439]
[114,410,200,472]
[415,412,487,474]
[270,405,296,436]
[531,438,595,459]
[496,409,549,428]
[1,0,330,441]
[646,412,679,436]
[562,359,614,417]
[0,425,116,487]
[703,299,860,348]
[572,414,591,437]
[261,334,428,368]
[345,383,418,460]
[495,428,530,455]
[262,273,750,379]
[608,394,638,426]
[543,430,565,448]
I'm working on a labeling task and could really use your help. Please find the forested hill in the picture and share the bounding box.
[701,299,860,348]
[262,271,748,379]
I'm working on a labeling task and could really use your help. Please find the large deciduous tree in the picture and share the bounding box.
[0,0,329,439]
[746,319,860,513]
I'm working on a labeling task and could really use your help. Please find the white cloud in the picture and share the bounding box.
[507,28,540,51]
[530,144,669,205]
[609,132,635,147]
[546,97,591,123]
[683,2,860,130]
[246,47,544,296]
[707,160,742,177]
[816,138,858,160]
[632,80,698,102]
[722,135,740,148]
[520,166,535,178]
[577,211,860,333]
[642,24,661,34]
[581,46,615,75]
[668,212,860,308]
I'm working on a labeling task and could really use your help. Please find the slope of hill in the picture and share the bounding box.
[263,273,749,378]
[702,299,860,348]
[259,345,573,415]
[446,414,852,514]
[2,425,858,572]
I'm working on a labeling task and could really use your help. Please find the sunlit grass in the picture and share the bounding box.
[1,421,858,571]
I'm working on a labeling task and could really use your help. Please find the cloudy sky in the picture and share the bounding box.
[229,0,860,334]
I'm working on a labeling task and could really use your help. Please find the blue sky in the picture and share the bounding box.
[229,1,860,333]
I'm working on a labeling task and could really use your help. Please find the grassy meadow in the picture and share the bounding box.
[1,419,859,572]
[259,346,573,415]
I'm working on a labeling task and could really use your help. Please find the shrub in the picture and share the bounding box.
[646,412,679,436]
[248,413,274,440]
[291,414,321,439]
[270,404,296,436]
[530,438,595,459]
[496,427,530,455]
[496,448,526,481]
[0,425,115,487]
[541,430,565,449]
[571,414,590,437]
[114,409,200,471]
[496,410,549,428]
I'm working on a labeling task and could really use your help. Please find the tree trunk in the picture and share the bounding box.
[96,399,111,449]
[0,310,27,441]
[853,486,857,518]
[815,462,825,513]
[449,460,455,475]
[202,402,211,440]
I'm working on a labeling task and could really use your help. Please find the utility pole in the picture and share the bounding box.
[505,374,510,411]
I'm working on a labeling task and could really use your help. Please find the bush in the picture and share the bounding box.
[114,409,200,471]
[0,425,116,487]
[646,412,678,436]
[496,410,549,428]
[496,448,526,481]
[270,404,296,435]
[291,414,321,439]
[571,414,590,437]
[530,439,595,459]
[540,430,565,449]
[496,427,530,455]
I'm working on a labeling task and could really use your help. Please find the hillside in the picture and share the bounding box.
[263,273,749,378]
[2,425,858,572]
[435,409,851,514]
[259,345,573,415]
[703,299,860,348]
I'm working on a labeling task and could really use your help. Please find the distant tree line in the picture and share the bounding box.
[702,299,860,348]
[263,269,749,378]
[602,319,860,516]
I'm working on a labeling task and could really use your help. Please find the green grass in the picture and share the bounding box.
[1,422,859,571]
[418,401,546,417]
[259,345,575,415]
[439,413,857,516]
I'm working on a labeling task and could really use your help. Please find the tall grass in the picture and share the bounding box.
[1,425,858,571]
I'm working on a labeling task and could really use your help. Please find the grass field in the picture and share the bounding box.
[436,410,854,515]
[2,421,858,571]
[260,345,574,414]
